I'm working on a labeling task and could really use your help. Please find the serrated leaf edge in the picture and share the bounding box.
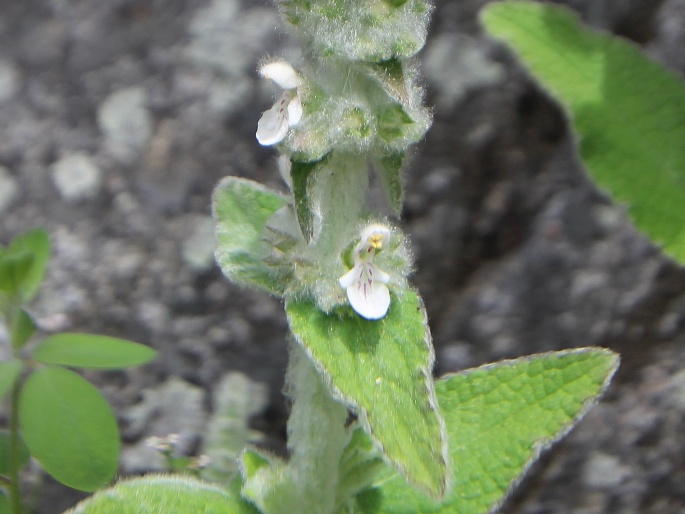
[439,346,619,514]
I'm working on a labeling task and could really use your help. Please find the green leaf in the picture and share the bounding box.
[0,490,8,514]
[482,1,685,264]
[213,177,290,295]
[33,333,156,369]
[372,153,406,216]
[0,430,30,474]
[7,228,50,301]
[240,448,301,514]
[19,367,120,492]
[0,253,34,298]
[64,474,259,514]
[285,290,448,499]
[0,360,22,403]
[10,308,36,349]
[364,348,619,514]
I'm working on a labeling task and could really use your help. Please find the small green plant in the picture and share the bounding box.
[69,1,622,513]
[0,228,157,513]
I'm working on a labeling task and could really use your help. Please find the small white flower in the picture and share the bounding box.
[256,61,303,146]
[338,225,392,320]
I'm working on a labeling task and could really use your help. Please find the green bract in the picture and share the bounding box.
[482,1,685,264]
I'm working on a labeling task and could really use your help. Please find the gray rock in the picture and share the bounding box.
[51,153,102,202]
[186,0,278,76]
[0,165,19,214]
[423,33,505,110]
[181,215,216,272]
[184,0,281,116]
[97,87,153,163]
[121,377,207,473]
[201,372,268,483]
[136,300,171,334]
[16,20,67,67]
[0,60,19,102]
[582,452,631,489]
[207,80,251,115]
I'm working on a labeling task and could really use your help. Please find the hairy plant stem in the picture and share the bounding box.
[285,341,350,514]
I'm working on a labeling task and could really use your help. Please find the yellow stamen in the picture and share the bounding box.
[368,233,384,249]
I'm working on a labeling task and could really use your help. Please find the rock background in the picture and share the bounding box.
[1,0,685,512]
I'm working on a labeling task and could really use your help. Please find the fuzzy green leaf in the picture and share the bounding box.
[0,360,22,403]
[482,1,685,264]
[7,228,50,302]
[0,430,30,474]
[33,333,156,369]
[213,177,290,295]
[240,449,301,514]
[285,290,448,499]
[362,348,619,514]
[337,428,386,509]
[19,367,119,492]
[65,474,258,514]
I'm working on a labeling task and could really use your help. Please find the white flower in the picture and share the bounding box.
[338,224,392,320]
[256,61,303,146]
